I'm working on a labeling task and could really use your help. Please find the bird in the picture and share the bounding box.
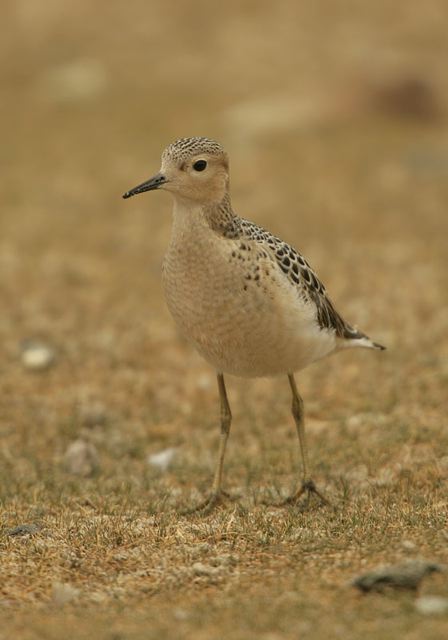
[123,136,385,512]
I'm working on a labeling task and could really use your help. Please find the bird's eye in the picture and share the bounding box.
[193,160,207,172]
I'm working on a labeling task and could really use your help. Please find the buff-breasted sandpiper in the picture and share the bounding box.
[123,137,385,512]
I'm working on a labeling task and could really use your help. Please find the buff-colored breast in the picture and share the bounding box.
[161,210,336,377]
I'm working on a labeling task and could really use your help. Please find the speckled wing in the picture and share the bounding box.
[237,219,366,340]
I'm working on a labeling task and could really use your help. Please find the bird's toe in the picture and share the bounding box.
[180,490,234,515]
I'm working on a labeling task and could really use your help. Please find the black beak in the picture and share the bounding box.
[122,173,167,199]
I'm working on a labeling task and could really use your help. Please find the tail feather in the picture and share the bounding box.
[340,325,386,351]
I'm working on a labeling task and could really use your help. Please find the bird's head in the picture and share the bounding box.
[123,137,230,205]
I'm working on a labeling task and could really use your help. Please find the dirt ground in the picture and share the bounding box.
[1,1,448,638]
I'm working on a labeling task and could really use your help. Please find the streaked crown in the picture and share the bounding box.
[162,137,226,165]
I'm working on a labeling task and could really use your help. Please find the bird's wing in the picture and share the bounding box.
[237,218,365,340]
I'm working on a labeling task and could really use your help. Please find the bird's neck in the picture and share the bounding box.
[203,192,240,236]
[171,192,239,241]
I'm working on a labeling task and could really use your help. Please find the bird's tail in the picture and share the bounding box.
[351,336,386,350]
[340,326,386,351]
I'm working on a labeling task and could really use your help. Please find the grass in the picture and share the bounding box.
[1,0,448,637]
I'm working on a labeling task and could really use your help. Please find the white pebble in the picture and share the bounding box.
[147,447,177,471]
[415,596,448,616]
[401,539,417,551]
[22,343,55,371]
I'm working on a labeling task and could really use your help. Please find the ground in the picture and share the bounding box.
[1,1,448,638]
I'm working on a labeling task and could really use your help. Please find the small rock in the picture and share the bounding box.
[51,582,80,606]
[401,540,417,551]
[192,562,220,577]
[21,341,55,371]
[7,523,41,537]
[64,439,99,477]
[352,560,444,593]
[415,596,448,615]
[147,447,177,472]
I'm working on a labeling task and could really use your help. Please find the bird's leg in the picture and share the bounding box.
[281,373,330,507]
[183,373,233,514]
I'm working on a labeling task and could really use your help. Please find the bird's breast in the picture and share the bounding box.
[161,234,336,376]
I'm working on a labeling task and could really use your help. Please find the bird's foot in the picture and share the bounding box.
[277,479,331,509]
[180,490,233,515]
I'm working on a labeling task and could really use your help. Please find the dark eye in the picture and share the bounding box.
[193,159,207,172]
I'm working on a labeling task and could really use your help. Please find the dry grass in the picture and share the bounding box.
[1,1,448,638]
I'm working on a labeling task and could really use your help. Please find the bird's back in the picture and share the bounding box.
[229,216,383,346]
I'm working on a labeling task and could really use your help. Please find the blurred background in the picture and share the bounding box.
[1,0,447,491]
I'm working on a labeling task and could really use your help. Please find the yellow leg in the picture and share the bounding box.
[183,373,233,514]
[284,373,330,506]
[211,372,232,494]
